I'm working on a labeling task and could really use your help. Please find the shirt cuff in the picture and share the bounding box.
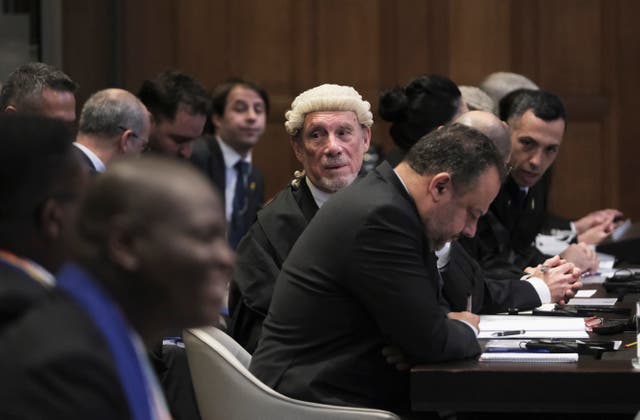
[455,319,479,336]
[521,275,551,304]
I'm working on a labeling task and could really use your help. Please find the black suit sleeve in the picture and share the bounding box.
[443,242,542,314]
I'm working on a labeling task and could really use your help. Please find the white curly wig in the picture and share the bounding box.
[284,84,373,136]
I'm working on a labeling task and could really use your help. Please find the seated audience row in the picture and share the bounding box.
[0,62,625,419]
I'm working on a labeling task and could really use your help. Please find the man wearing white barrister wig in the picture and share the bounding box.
[228,84,372,353]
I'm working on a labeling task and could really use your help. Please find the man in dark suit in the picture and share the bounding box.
[228,83,372,353]
[444,110,581,312]
[250,124,505,412]
[0,114,88,333]
[74,88,151,173]
[191,78,268,249]
[0,156,234,419]
[0,62,78,124]
[460,89,618,277]
[138,70,211,160]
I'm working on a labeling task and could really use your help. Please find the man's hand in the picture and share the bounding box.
[526,255,582,303]
[447,311,480,331]
[560,242,599,274]
[577,220,616,244]
[382,346,411,371]
[573,208,623,235]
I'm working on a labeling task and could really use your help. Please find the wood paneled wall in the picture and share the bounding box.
[63,0,640,220]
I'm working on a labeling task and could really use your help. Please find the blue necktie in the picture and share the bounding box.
[229,160,249,248]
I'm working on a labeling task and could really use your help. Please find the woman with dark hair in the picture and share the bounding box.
[379,74,468,166]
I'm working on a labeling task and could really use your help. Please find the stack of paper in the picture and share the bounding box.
[479,352,579,363]
[478,315,588,339]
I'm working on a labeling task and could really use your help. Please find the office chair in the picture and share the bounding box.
[183,327,401,420]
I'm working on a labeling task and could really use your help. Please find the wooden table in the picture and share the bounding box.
[410,289,640,414]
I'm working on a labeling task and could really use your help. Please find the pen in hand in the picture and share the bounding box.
[491,330,526,337]
[466,293,473,313]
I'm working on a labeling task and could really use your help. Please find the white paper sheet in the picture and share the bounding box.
[479,352,579,363]
[574,290,597,298]
[565,298,618,306]
[478,315,588,339]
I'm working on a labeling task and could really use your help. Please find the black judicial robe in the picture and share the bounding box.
[228,176,318,353]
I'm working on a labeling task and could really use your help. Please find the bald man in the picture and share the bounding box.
[456,110,511,161]
[75,89,151,172]
[440,111,581,313]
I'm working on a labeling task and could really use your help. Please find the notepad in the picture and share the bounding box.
[478,315,588,339]
[566,298,618,306]
[479,352,579,363]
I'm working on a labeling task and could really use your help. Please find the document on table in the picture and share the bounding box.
[479,352,579,363]
[565,298,618,306]
[478,315,588,339]
[574,289,597,298]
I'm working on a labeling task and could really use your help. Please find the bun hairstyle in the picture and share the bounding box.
[379,74,462,151]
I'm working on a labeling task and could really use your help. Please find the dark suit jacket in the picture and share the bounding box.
[0,291,129,419]
[73,144,100,174]
[249,162,480,411]
[442,242,542,313]
[228,176,318,353]
[191,135,264,241]
[0,263,51,333]
[460,174,558,276]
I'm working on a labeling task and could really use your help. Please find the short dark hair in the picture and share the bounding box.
[379,74,462,151]
[211,77,270,117]
[499,88,566,124]
[0,62,77,112]
[0,114,75,222]
[404,123,506,194]
[137,70,211,122]
[203,78,270,134]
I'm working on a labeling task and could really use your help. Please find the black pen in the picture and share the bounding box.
[491,330,526,337]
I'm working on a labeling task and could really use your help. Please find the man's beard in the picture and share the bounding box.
[316,172,357,193]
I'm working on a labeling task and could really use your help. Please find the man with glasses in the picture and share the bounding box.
[74,88,151,173]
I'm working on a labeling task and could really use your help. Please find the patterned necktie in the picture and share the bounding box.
[229,160,249,248]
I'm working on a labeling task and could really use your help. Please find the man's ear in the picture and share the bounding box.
[362,126,372,148]
[428,172,453,202]
[107,217,141,271]
[118,131,130,153]
[38,198,63,240]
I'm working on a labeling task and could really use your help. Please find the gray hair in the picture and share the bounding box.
[479,72,539,113]
[79,89,148,137]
